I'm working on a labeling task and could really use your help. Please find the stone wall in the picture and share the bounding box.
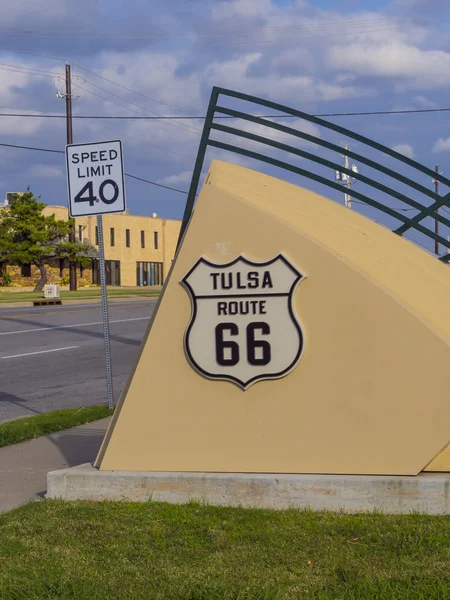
[5,263,94,288]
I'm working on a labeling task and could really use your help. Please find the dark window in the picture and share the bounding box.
[110,227,115,247]
[95,226,99,245]
[126,229,130,248]
[92,260,121,286]
[21,264,31,277]
[136,262,163,286]
[154,231,159,250]
[78,225,83,241]
[141,230,145,249]
[92,260,99,285]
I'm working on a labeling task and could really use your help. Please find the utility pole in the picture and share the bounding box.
[343,145,351,208]
[336,144,358,208]
[433,164,440,255]
[64,62,77,291]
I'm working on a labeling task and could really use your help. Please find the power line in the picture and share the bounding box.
[3,140,449,212]
[316,107,450,117]
[73,77,201,136]
[0,16,419,40]
[0,59,200,133]
[0,141,189,194]
[351,199,416,212]
[125,173,188,194]
[70,79,201,139]
[0,141,63,153]
[0,48,66,64]
[0,62,63,76]
[71,62,194,116]
[0,50,197,119]
[0,25,412,50]
[81,115,192,160]
[70,80,148,116]
[0,16,409,35]
[1,56,448,124]
[0,106,449,120]
[0,66,58,78]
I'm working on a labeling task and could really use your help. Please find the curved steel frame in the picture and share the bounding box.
[178,87,450,262]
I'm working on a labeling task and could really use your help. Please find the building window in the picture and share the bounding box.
[154,231,159,250]
[136,262,163,287]
[92,259,121,286]
[141,230,145,249]
[110,227,115,247]
[95,226,99,245]
[126,229,130,248]
[21,264,31,277]
[78,225,83,242]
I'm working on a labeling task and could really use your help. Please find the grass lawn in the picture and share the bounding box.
[0,405,113,448]
[1,501,450,599]
[0,287,160,303]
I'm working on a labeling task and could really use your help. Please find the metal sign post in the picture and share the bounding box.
[66,139,126,410]
[96,214,114,410]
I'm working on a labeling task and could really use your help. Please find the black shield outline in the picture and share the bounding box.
[181,254,305,390]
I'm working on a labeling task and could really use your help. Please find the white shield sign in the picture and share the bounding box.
[181,254,305,390]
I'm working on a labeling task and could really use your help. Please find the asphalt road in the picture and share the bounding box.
[0,299,156,423]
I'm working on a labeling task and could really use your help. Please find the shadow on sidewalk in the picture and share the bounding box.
[35,423,108,501]
[48,423,108,468]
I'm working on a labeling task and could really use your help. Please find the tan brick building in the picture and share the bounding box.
[7,204,181,288]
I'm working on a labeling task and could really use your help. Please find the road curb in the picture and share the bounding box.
[0,296,159,309]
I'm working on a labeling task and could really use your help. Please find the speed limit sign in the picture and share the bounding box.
[66,140,126,217]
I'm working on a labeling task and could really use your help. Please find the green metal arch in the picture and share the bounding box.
[178,87,450,263]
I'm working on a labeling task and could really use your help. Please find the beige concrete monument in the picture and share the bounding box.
[95,160,450,476]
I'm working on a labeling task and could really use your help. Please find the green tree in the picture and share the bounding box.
[0,191,97,292]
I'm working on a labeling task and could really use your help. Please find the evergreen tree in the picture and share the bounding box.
[0,191,97,292]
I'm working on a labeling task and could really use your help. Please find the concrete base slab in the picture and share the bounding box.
[47,464,450,514]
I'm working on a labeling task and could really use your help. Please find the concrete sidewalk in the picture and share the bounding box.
[0,418,109,513]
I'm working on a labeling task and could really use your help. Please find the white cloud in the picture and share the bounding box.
[0,0,106,28]
[327,40,450,90]
[0,64,64,137]
[0,113,44,136]
[0,67,57,115]
[334,73,357,84]
[413,95,437,108]
[432,138,450,153]
[96,50,203,113]
[0,0,71,23]
[211,0,274,20]
[204,53,371,105]
[1,0,448,224]
[158,170,192,187]
[211,116,322,164]
[29,165,64,178]
[207,148,254,171]
[391,144,415,159]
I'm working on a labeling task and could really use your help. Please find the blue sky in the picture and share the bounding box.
[0,0,448,253]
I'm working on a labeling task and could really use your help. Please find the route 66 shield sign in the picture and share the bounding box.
[181,254,305,390]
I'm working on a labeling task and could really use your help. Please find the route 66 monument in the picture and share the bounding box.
[48,88,450,513]
[181,254,304,390]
